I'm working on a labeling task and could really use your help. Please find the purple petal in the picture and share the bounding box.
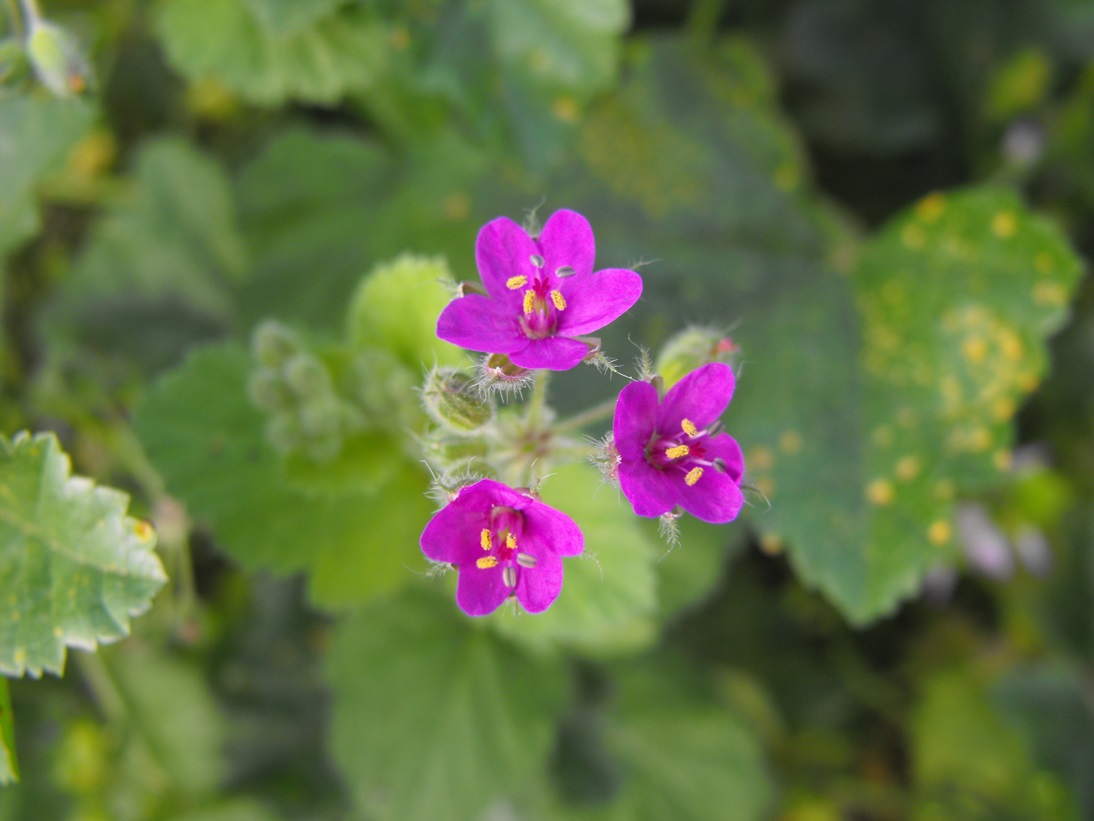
[617,459,676,518]
[556,268,643,337]
[522,502,584,557]
[420,500,486,565]
[514,551,564,613]
[508,336,590,371]
[436,294,525,354]
[537,210,595,279]
[657,363,735,434]
[456,563,510,616]
[613,381,658,461]
[673,468,744,524]
[704,433,745,484]
[476,217,538,303]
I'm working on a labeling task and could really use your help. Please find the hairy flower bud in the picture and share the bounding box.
[26,18,91,97]
[252,320,301,369]
[247,369,293,412]
[655,326,740,389]
[476,353,535,396]
[284,353,332,398]
[422,367,493,434]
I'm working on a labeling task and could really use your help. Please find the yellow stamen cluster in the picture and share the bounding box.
[681,418,699,438]
[685,467,704,486]
[506,532,517,549]
[506,275,528,290]
[522,290,536,314]
[480,529,492,550]
[665,445,690,460]
[477,556,499,569]
[550,289,567,310]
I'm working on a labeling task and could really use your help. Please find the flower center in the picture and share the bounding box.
[645,417,721,487]
[507,254,569,340]
[474,506,538,589]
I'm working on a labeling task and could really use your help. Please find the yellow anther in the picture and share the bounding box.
[522,289,536,314]
[550,289,567,310]
[505,532,517,549]
[681,419,699,438]
[665,445,690,460]
[684,467,704,486]
[506,275,528,290]
[476,556,499,569]
[480,529,492,550]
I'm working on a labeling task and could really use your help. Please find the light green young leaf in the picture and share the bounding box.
[0,679,16,785]
[327,589,567,821]
[155,0,387,106]
[487,463,659,656]
[0,432,166,678]
[738,188,1083,622]
[134,344,432,610]
[0,96,94,259]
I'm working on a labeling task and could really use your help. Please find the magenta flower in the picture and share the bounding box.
[420,478,584,616]
[613,363,745,524]
[437,210,643,371]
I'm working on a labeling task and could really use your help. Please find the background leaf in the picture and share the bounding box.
[326,589,568,820]
[0,679,16,785]
[0,432,166,677]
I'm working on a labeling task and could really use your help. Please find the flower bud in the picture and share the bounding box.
[26,18,91,97]
[422,367,493,434]
[478,353,535,396]
[298,395,346,438]
[655,326,741,388]
[284,353,332,398]
[247,369,293,412]
[252,320,300,368]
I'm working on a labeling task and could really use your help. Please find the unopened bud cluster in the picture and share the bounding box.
[248,321,365,463]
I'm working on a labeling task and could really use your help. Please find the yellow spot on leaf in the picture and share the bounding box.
[902,223,926,249]
[962,336,988,364]
[443,192,470,221]
[759,533,784,555]
[389,26,410,50]
[916,192,946,222]
[476,556,499,570]
[681,418,699,438]
[866,479,894,506]
[684,467,703,486]
[1000,333,1024,362]
[506,275,528,290]
[993,450,1013,471]
[1032,281,1067,306]
[928,520,952,546]
[553,95,578,122]
[779,431,803,454]
[992,211,1017,238]
[522,290,536,314]
[54,627,63,638]
[896,456,921,481]
[481,529,492,550]
[134,520,154,541]
[992,397,1016,420]
[665,445,690,460]
[748,446,775,471]
[550,289,566,311]
[13,649,26,665]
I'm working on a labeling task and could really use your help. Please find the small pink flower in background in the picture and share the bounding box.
[420,478,584,616]
[613,362,745,524]
[436,210,643,371]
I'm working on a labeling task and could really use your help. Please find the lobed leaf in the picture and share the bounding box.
[0,433,166,677]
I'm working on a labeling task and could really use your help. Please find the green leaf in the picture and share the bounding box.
[242,0,349,36]
[573,660,771,821]
[60,138,247,322]
[0,432,167,678]
[0,679,16,785]
[486,463,659,656]
[135,344,432,609]
[155,0,387,106]
[347,254,466,370]
[738,188,1083,622]
[103,644,225,795]
[0,96,94,259]
[326,588,568,820]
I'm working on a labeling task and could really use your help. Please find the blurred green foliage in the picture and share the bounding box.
[1,0,1092,819]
